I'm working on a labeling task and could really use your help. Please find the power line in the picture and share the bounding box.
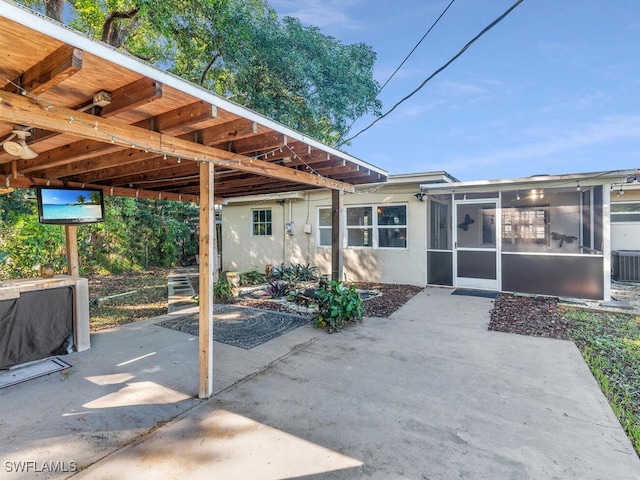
[341,0,526,146]
[377,0,457,95]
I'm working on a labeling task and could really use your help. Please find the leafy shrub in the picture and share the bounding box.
[213,277,234,303]
[315,281,363,333]
[239,268,266,286]
[277,263,318,283]
[266,280,290,298]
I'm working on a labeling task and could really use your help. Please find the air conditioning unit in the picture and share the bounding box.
[612,250,640,282]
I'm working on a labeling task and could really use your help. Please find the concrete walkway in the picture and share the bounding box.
[2,288,640,479]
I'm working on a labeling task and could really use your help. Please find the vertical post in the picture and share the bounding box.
[65,225,79,277]
[331,189,344,282]
[602,184,611,301]
[199,161,216,398]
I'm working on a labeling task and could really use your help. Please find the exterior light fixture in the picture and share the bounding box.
[414,192,425,201]
[1,128,38,159]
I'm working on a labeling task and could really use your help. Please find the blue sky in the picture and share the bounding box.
[270,0,640,181]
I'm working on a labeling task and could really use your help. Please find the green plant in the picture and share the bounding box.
[239,268,266,286]
[213,277,234,303]
[278,263,318,283]
[314,281,363,333]
[266,280,290,298]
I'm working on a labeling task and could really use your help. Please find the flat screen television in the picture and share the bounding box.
[36,186,105,225]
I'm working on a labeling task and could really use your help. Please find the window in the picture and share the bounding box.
[318,208,332,247]
[377,205,407,248]
[347,206,373,247]
[502,206,548,245]
[318,204,408,248]
[252,209,272,236]
[611,202,640,223]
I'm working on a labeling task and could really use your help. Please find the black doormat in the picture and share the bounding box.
[451,289,498,299]
[0,357,72,389]
[156,305,312,349]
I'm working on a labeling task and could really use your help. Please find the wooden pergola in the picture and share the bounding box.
[0,2,387,397]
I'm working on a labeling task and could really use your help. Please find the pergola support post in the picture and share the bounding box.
[198,161,217,398]
[65,225,79,277]
[331,189,344,282]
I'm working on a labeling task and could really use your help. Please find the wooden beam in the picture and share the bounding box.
[17,141,124,174]
[99,77,163,118]
[19,102,218,174]
[0,174,205,203]
[72,156,187,184]
[36,149,160,180]
[230,132,286,156]
[65,225,79,277]
[200,119,257,145]
[3,44,83,96]
[0,91,354,192]
[151,100,217,134]
[198,160,215,399]
[331,189,344,282]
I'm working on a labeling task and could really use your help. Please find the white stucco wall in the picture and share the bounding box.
[221,185,428,286]
[611,188,640,251]
[221,202,286,273]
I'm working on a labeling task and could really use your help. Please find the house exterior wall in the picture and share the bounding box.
[221,184,429,286]
[221,202,286,273]
[220,171,635,299]
[611,188,640,251]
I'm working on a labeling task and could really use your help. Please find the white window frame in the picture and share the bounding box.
[317,207,332,247]
[317,204,408,249]
[252,208,272,236]
[346,205,374,248]
[611,201,640,223]
[376,204,408,249]
[502,206,549,245]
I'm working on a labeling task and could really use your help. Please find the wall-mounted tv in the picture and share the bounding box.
[37,186,105,225]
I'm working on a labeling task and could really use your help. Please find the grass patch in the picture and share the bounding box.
[88,268,170,331]
[564,308,640,454]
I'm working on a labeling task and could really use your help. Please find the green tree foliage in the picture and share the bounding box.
[16,0,381,145]
[0,191,199,279]
[0,192,67,278]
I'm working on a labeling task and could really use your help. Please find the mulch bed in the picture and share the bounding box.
[233,282,424,318]
[488,293,572,340]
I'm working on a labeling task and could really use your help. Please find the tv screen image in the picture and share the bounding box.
[37,187,105,224]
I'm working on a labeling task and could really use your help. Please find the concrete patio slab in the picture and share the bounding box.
[0,306,325,479]
[2,288,640,479]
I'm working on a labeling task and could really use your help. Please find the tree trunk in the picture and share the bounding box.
[101,8,140,47]
[45,0,64,22]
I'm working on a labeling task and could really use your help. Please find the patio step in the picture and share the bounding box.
[167,267,199,313]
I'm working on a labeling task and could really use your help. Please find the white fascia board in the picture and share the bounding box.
[420,169,638,192]
[387,171,458,184]
[0,0,387,178]
[223,192,304,204]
